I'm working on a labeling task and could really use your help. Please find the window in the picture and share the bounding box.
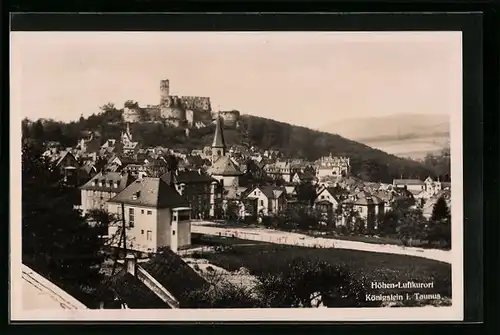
[260,200,264,206]
[141,210,144,214]
[147,230,152,241]
[254,191,257,195]
[129,208,135,227]
[321,195,325,199]
[173,214,177,221]
[172,230,176,236]
[147,210,152,215]
[141,230,144,234]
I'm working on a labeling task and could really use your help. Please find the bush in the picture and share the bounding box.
[257,258,379,308]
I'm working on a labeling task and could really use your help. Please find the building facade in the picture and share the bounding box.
[107,177,192,253]
[79,171,136,215]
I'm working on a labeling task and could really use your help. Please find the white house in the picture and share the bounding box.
[246,185,287,216]
[107,177,191,253]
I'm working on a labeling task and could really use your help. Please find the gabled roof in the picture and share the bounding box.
[141,250,208,308]
[55,151,77,167]
[108,177,189,209]
[353,194,384,206]
[80,171,135,192]
[317,187,345,202]
[160,169,216,185]
[208,156,243,176]
[248,185,286,199]
[104,268,171,309]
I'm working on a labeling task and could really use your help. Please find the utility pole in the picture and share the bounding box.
[111,202,127,276]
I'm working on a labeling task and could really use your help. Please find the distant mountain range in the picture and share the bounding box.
[321,114,450,160]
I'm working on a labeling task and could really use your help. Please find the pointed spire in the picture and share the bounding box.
[212,114,226,149]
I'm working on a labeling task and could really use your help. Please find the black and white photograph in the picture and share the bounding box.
[11,30,463,321]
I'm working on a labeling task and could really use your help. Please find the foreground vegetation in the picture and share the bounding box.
[191,234,452,301]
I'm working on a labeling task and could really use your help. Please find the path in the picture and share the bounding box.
[191,221,451,264]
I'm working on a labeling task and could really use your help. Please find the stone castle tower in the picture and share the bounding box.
[160,79,170,105]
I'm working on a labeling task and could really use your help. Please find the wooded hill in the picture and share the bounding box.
[22,107,445,183]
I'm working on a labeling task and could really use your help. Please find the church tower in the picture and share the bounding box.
[211,114,226,164]
[121,123,133,145]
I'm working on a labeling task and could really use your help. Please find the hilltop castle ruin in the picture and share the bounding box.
[122,79,240,128]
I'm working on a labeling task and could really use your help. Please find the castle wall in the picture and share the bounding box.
[160,107,186,120]
[123,107,141,123]
[180,96,211,112]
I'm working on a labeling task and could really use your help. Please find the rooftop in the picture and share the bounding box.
[108,177,188,209]
[208,156,243,176]
[80,171,135,192]
[104,268,170,309]
[140,250,208,307]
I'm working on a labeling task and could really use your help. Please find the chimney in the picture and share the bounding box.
[125,253,137,276]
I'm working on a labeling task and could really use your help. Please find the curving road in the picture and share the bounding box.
[191,221,452,264]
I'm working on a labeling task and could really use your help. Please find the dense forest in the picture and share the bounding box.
[22,103,450,183]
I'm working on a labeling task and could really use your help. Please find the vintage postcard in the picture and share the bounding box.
[10,31,463,321]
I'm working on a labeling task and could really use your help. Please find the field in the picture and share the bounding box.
[192,234,452,298]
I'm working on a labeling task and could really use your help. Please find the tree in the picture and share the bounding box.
[100,102,117,113]
[295,182,317,206]
[22,140,106,299]
[396,209,427,246]
[32,120,45,141]
[258,258,377,308]
[431,197,451,223]
[184,270,262,308]
[426,197,451,248]
[377,211,399,236]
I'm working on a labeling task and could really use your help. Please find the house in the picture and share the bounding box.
[22,264,88,310]
[78,162,98,184]
[246,185,287,216]
[121,123,141,154]
[79,171,136,215]
[314,187,345,213]
[264,160,293,183]
[393,178,425,193]
[52,150,80,186]
[100,139,123,156]
[345,191,385,231]
[107,177,191,253]
[291,170,317,185]
[314,154,350,179]
[101,250,208,309]
[160,169,222,219]
[77,131,101,154]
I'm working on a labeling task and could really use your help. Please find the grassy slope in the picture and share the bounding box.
[194,237,451,298]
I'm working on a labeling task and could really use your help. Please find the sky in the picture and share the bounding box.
[10,31,462,130]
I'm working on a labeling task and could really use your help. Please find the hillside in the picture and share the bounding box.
[322,114,449,159]
[22,110,441,183]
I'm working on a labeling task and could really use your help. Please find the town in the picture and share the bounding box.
[21,79,452,311]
